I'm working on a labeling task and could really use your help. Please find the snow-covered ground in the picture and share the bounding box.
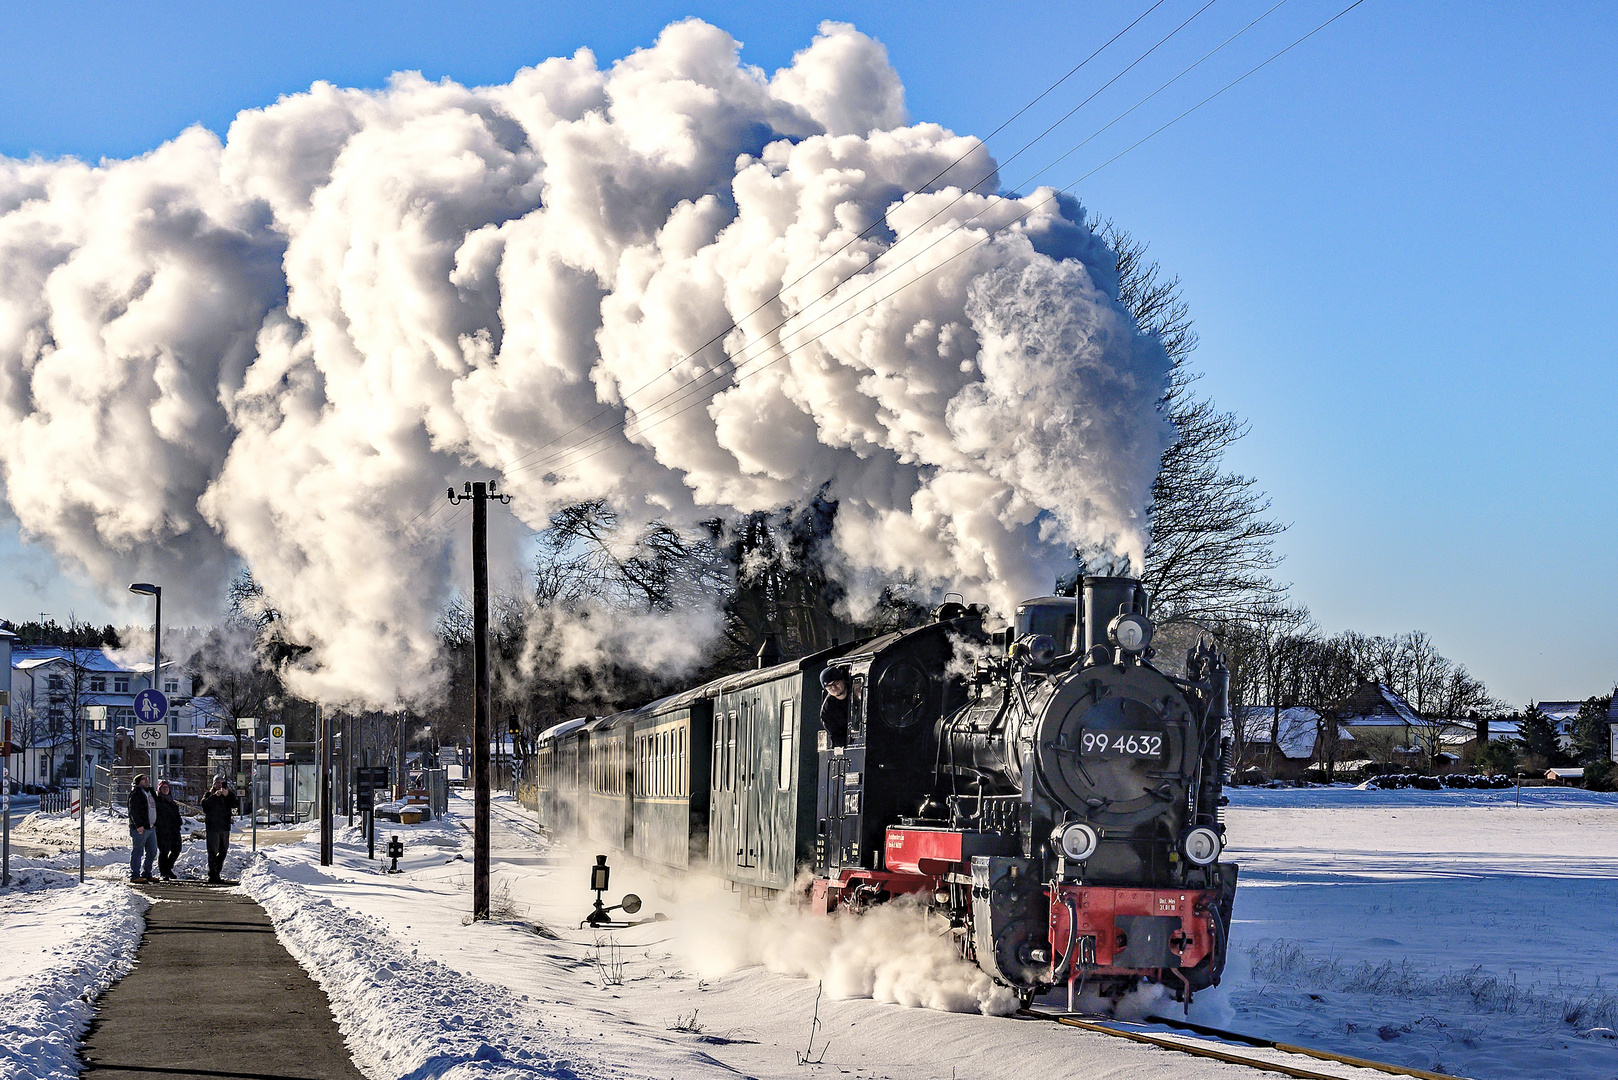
[1221,785,1618,1080]
[3,787,1615,1080]
[0,806,299,1080]
[0,809,147,1080]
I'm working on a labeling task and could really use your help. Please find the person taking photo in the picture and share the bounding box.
[199,777,239,884]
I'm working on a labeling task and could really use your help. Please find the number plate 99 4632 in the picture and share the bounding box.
[1078,729,1163,758]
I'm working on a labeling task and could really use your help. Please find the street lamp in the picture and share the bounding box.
[128,583,161,784]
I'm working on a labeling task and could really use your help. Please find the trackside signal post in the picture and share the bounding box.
[448,480,510,921]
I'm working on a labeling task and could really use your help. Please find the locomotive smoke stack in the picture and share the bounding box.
[755,633,782,669]
[1081,576,1145,655]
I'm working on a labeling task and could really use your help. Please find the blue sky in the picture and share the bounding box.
[2,0,1613,706]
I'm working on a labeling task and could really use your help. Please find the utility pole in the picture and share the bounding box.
[319,703,333,866]
[448,480,510,921]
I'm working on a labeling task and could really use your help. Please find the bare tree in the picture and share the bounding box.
[1101,222,1289,625]
[188,620,283,773]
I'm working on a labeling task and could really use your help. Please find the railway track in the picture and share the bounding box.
[483,798,552,846]
[1021,1009,1469,1080]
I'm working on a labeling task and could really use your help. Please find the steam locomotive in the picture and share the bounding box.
[534,575,1237,1005]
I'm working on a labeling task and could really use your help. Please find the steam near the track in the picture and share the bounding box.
[0,20,1174,706]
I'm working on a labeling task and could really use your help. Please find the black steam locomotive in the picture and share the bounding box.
[534,576,1237,1005]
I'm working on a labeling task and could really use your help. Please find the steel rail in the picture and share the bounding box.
[1022,1010,1469,1080]
[1141,1014,1468,1080]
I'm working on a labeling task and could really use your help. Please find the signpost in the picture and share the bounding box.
[268,723,287,817]
[238,718,257,851]
[2,688,11,886]
[133,688,170,782]
[355,766,389,860]
[79,705,108,883]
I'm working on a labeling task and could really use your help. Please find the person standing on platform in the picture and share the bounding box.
[128,775,158,882]
[154,780,183,880]
[200,777,239,884]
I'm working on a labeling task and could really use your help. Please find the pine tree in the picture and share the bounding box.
[1570,695,1614,765]
[1516,703,1565,766]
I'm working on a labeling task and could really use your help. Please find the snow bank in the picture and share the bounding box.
[0,870,146,1080]
[239,857,691,1080]
[11,808,134,854]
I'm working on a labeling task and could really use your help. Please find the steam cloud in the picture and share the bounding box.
[0,20,1174,706]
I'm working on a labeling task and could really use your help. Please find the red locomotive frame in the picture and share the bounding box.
[809,825,1220,1000]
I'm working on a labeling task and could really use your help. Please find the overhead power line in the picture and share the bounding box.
[509,0,1372,483]
[492,0,1194,478]
[505,0,1311,480]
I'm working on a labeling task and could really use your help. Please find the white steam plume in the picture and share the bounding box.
[0,19,1174,706]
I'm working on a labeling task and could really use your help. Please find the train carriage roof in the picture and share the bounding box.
[544,610,986,739]
[536,716,591,743]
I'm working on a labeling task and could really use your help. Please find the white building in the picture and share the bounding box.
[5,644,193,787]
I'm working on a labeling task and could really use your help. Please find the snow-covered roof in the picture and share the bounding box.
[1340,684,1421,726]
[1227,706,1354,760]
[1536,701,1583,723]
[1546,767,1584,779]
[537,717,590,743]
[11,646,150,673]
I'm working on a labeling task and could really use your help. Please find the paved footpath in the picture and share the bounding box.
[79,881,366,1080]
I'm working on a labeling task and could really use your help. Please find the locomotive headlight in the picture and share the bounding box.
[1053,821,1099,862]
[1182,827,1223,866]
[1108,612,1155,653]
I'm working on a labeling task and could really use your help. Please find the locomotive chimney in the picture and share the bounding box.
[1082,576,1141,655]
[756,633,782,669]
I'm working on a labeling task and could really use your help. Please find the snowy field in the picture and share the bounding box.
[2,787,1615,1080]
[1222,786,1618,1079]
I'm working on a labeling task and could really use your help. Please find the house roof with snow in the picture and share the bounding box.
[1535,701,1584,725]
[1337,682,1422,726]
[11,646,147,673]
[1226,706,1354,760]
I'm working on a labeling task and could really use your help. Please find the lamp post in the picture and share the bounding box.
[128,583,161,785]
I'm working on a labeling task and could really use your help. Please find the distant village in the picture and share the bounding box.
[1229,681,1618,789]
[4,613,1615,797]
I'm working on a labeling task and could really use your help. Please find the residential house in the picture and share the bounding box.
[6,645,194,787]
[1334,680,1473,770]
[1532,701,1584,752]
[1226,706,1355,780]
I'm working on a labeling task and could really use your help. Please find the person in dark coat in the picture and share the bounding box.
[819,666,851,749]
[199,777,240,884]
[154,779,184,880]
[128,775,158,882]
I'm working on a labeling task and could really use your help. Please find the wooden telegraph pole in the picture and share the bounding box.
[448,480,509,920]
